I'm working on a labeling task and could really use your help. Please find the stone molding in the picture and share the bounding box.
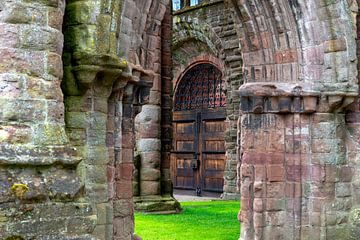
[239,82,357,114]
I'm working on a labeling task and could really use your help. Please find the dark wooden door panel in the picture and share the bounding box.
[202,153,225,192]
[172,111,226,192]
[173,121,196,152]
[204,177,224,191]
[203,140,225,152]
[175,140,195,152]
[204,155,225,170]
[175,122,195,134]
[201,118,225,192]
[172,153,195,189]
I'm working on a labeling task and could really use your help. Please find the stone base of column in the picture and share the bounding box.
[134,195,181,213]
[221,192,240,200]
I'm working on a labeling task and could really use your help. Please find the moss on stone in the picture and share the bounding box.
[347,208,360,239]
[96,14,112,54]
[33,123,69,146]
[10,183,29,199]
[350,208,360,224]
[5,236,25,240]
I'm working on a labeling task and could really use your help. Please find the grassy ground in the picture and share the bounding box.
[135,201,240,240]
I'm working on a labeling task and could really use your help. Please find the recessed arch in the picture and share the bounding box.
[172,61,228,194]
[171,1,242,201]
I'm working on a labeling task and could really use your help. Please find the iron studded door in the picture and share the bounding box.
[172,108,225,192]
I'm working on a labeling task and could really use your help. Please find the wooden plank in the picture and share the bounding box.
[200,117,226,192]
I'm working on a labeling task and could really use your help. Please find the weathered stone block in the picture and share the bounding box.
[64,2,99,26]
[65,112,88,129]
[33,123,68,146]
[84,164,108,184]
[93,224,113,240]
[139,181,160,196]
[116,181,133,199]
[86,183,109,203]
[116,163,134,181]
[47,52,63,78]
[114,199,133,218]
[139,168,160,181]
[136,139,161,152]
[67,216,97,234]
[96,203,113,225]
[48,6,64,30]
[0,23,20,48]
[336,183,352,197]
[0,2,47,25]
[19,25,63,54]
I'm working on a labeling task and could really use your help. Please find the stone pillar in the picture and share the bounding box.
[0,0,96,239]
[161,2,177,200]
[0,0,68,153]
[113,85,136,240]
[133,1,179,213]
[238,82,358,239]
[62,1,136,239]
[343,2,360,236]
[134,101,179,212]
[135,104,161,196]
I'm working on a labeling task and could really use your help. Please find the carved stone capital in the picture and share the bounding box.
[68,51,129,94]
[239,82,357,114]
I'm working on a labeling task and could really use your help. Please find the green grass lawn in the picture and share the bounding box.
[135,201,240,240]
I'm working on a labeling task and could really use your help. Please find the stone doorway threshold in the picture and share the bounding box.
[173,189,222,202]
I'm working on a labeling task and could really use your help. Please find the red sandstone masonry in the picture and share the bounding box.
[231,0,359,238]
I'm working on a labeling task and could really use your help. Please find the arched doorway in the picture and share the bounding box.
[171,63,227,194]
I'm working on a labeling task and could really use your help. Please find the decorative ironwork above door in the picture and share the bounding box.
[174,63,226,111]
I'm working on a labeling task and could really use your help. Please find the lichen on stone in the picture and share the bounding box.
[10,183,29,199]
[5,236,25,240]
[350,208,360,224]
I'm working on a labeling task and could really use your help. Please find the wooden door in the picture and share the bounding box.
[172,109,225,192]
[172,110,198,189]
[200,109,226,192]
[172,63,226,193]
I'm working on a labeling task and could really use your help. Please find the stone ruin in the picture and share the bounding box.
[0,0,360,239]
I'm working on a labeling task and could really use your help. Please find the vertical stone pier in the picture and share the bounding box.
[228,0,360,239]
[133,0,179,213]
[238,83,358,239]
[0,0,95,239]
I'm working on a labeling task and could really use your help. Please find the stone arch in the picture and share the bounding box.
[229,0,357,89]
[172,19,225,57]
[172,2,242,199]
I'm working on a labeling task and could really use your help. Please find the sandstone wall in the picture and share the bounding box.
[229,0,360,239]
[0,0,170,239]
[0,1,93,239]
[2,0,360,239]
